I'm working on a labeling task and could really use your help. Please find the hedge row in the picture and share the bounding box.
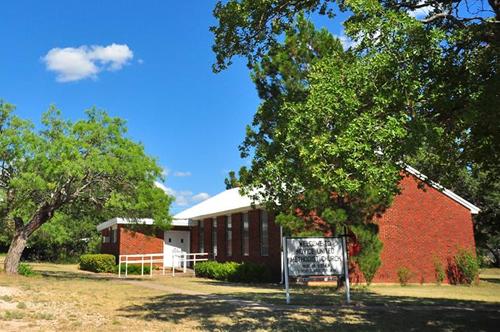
[117,264,151,275]
[79,254,116,273]
[194,261,271,283]
[79,254,154,275]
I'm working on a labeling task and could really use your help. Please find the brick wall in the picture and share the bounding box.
[352,173,476,284]
[100,225,192,258]
[190,222,199,253]
[100,171,475,284]
[232,213,243,261]
[119,225,164,255]
[195,209,282,280]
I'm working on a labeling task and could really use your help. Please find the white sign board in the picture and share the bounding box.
[286,237,344,277]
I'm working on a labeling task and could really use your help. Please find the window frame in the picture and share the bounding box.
[212,218,217,257]
[260,210,269,256]
[226,215,232,257]
[242,213,249,257]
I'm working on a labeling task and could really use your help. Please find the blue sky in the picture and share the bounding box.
[0,1,353,213]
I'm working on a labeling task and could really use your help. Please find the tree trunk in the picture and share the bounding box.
[4,231,28,274]
[3,206,55,275]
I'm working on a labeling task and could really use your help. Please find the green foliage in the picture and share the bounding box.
[116,264,151,275]
[224,171,240,189]
[22,213,102,262]
[0,101,173,272]
[212,1,499,176]
[397,267,413,286]
[454,249,480,285]
[211,0,499,271]
[17,263,35,276]
[79,254,116,273]
[195,261,239,280]
[351,225,383,285]
[433,257,446,285]
[194,261,271,283]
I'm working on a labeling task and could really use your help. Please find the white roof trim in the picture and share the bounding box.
[96,217,194,231]
[173,187,262,221]
[172,166,480,220]
[404,165,480,214]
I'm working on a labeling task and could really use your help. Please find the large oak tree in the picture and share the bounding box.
[211,0,498,267]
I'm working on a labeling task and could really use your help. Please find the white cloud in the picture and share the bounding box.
[154,181,210,207]
[154,181,175,196]
[42,43,133,82]
[409,6,432,18]
[335,31,360,50]
[173,171,192,177]
[192,192,210,202]
[408,2,434,18]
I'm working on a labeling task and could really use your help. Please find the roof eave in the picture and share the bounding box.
[404,165,481,214]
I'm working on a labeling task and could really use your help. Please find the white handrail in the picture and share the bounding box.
[118,252,209,278]
[172,252,209,276]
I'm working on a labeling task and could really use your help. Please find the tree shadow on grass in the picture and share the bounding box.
[481,278,500,284]
[119,291,500,331]
[38,270,144,282]
[181,280,500,309]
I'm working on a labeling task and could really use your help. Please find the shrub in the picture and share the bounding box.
[232,261,271,283]
[351,224,383,285]
[194,261,271,283]
[454,248,480,285]
[397,267,413,286]
[79,254,116,273]
[116,264,151,275]
[17,263,35,276]
[433,257,446,285]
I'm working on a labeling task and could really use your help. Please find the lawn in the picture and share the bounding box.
[0,260,499,331]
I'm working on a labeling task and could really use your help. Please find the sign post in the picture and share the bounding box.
[282,237,291,304]
[283,236,350,304]
[341,234,351,304]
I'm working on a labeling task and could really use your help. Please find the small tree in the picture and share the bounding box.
[433,256,446,285]
[397,267,413,286]
[351,224,383,285]
[224,170,241,189]
[454,248,480,285]
[0,102,173,274]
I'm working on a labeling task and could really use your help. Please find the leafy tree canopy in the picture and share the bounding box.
[0,101,173,273]
[212,0,499,175]
[224,170,242,189]
[212,1,499,236]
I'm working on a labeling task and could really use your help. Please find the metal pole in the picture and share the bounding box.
[279,226,284,284]
[118,256,122,278]
[342,232,351,304]
[162,253,166,275]
[125,257,128,278]
[150,255,153,277]
[283,237,290,304]
[183,253,187,273]
[172,254,175,277]
[141,256,144,276]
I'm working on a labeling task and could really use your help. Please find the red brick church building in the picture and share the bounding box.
[98,166,479,283]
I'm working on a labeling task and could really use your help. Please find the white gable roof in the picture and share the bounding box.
[173,187,262,220]
[96,217,194,231]
[174,166,480,220]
